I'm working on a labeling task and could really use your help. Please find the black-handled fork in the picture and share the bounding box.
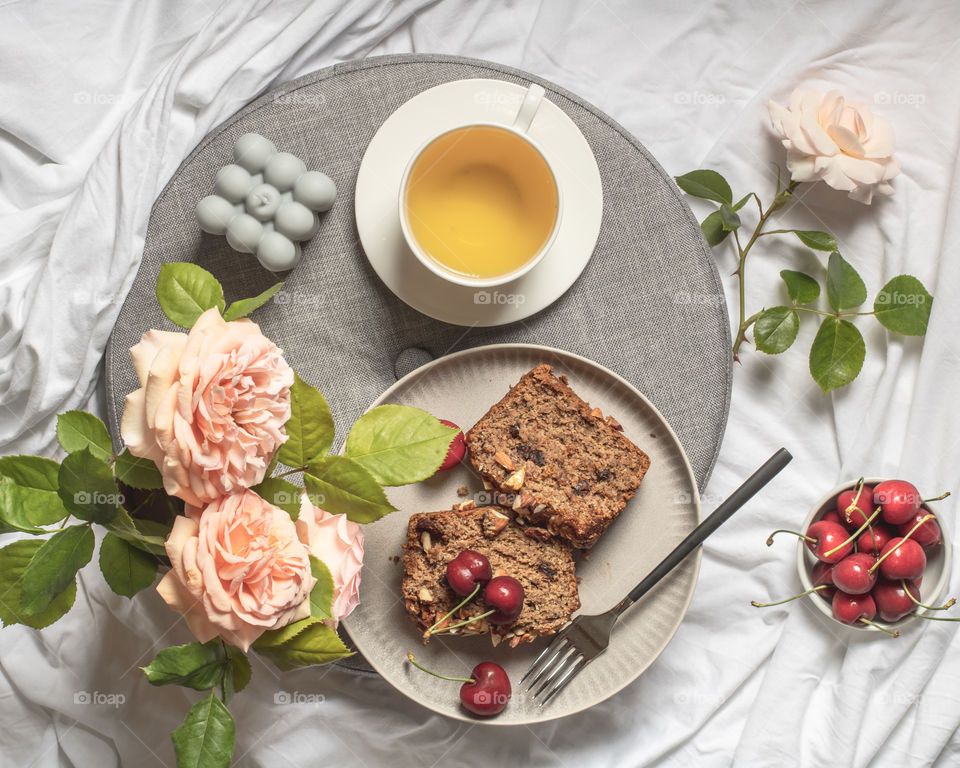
[520,448,793,706]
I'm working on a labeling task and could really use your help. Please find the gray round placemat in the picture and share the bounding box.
[103,53,732,675]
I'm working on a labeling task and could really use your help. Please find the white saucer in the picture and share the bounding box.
[354,78,603,327]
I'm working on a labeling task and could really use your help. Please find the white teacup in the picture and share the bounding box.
[398,84,563,288]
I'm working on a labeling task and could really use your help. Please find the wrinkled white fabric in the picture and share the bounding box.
[1,1,958,766]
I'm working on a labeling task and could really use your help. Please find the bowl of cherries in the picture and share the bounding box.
[755,478,953,635]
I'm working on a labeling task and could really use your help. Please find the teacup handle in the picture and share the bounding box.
[513,84,546,133]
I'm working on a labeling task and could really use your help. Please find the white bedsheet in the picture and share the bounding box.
[2,1,959,765]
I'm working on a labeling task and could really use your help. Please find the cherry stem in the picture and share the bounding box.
[823,506,881,557]
[751,585,827,608]
[767,529,814,547]
[860,618,899,637]
[406,653,474,684]
[869,514,935,573]
[424,583,480,637]
[846,478,866,511]
[915,613,960,623]
[842,479,876,553]
[431,609,496,636]
[922,491,950,503]
[901,580,956,611]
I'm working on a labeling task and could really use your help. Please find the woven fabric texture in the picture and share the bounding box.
[105,54,731,494]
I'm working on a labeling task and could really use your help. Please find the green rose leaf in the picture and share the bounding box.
[114,449,164,490]
[754,307,800,354]
[344,405,459,486]
[700,210,730,247]
[874,275,933,336]
[732,193,753,212]
[20,525,94,616]
[826,252,867,312]
[142,640,227,691]
[253,617,353,671]
[156,263,226,330]
[780,270,821,306]
[0,456,68,526]
[56,410,112,462]
[809,316,866,393]
[0,455,59,491]
[105,506,168,556]
[793,230,838,252]
[304,456,396,523]
[308,556,334,621]
[718,203,741,231]
[276,373,335,468]
[58,448,120,525]
[0,540,76,628]
[252,476,302,520]
[0,478,46,533]
[674,170,733,205]
[225,648,251,697]
[99,532,158,598]
[222,282,285,322]
[171,692,235,768]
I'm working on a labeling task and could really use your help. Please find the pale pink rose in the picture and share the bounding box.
[768,89,900,204]
[121,308,293,506]
[156,490,315,651]
[295,492,364,625]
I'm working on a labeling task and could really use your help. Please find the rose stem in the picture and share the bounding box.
[731,179,799,361]
[860,619,899,637]
[901,580,956,611]
[751,585,827,608]
[822,507,882,557]
[407,653,474,684]
[868,514,935,573]
[424,583,480,638]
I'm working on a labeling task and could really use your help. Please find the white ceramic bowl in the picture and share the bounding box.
[796,477,952,632]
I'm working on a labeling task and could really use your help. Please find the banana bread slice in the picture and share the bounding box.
[401,506,580,646]
[466,364,650,548]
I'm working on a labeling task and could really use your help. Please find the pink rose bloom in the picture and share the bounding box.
[121,308,293,506]
[157,490,315,651]
[295,492,364,625]
[768,89,900,204]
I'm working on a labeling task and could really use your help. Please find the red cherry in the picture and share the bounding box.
[872,579,921,622]
[437,420,466,472]
[832,591,877,625]
[811,561,836,600]
[484,575,525,624]
[407,654,511,717]
[899,512,941,548]
[877,538,926,581]
[857,525,895,555]
[837,485,874,524]
[832,553,878,595]
[821,509,852,530]
[874,480,922,525]
[445,550,492,596]
[460,662,511,716]
[805,521,854,564]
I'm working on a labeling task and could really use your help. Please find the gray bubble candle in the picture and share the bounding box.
[195,133,336,272]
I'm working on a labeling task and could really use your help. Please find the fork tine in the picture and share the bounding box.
[531,646,578,699]
[537,655,586,706]
[526,640,574,693]
[519,626,570,686]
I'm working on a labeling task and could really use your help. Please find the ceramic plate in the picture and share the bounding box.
[354,79,603,327]
[341,344,701,724]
